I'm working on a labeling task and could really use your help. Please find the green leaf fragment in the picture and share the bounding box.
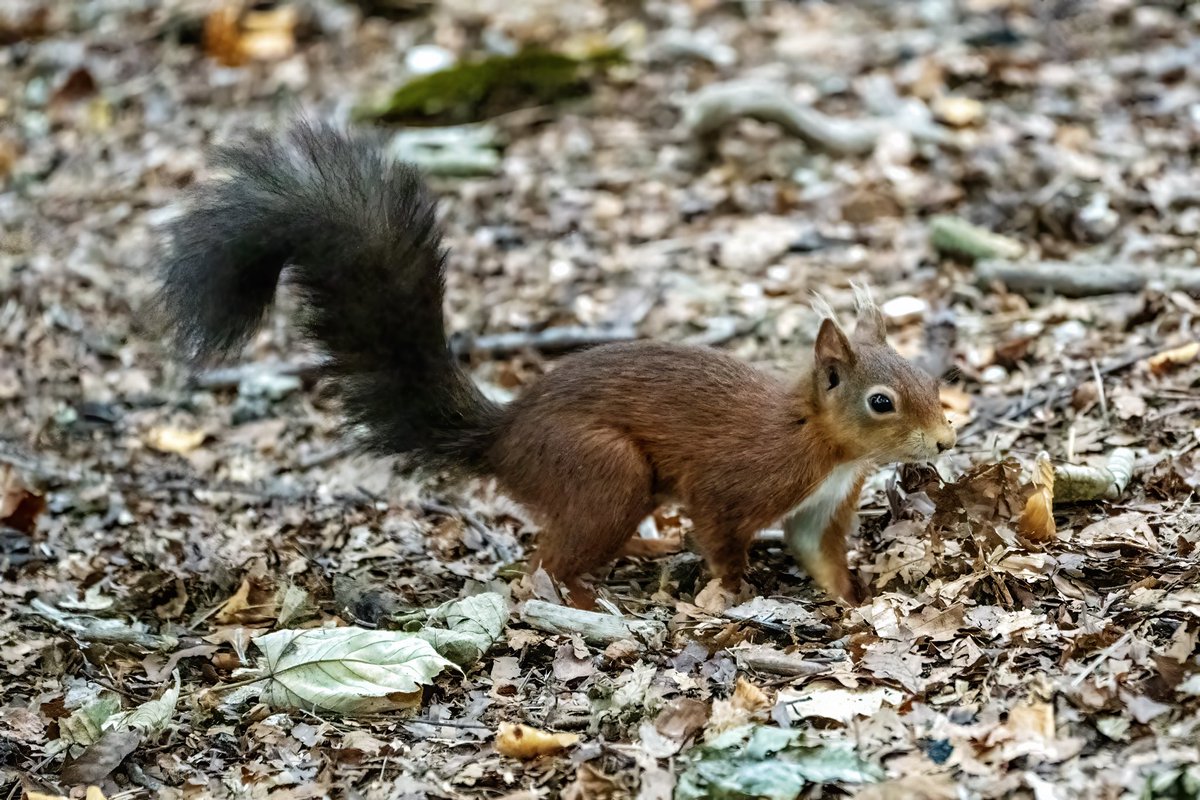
[355,47,625,125]
[675,724,881,800]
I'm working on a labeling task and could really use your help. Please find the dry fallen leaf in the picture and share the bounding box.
[561,762,622,800]
[654,697,709,743]
[1018,452,1056,542]
[202,2,296,67]
[939,385,972,417]
[27,789,107,800]
[706,675,773,737]
[691,577,754,615]
[145,426,207,455]
[1146,341,1200,376]
[215,574,279,625]
[0,465,45,535]
[495,723,580,759]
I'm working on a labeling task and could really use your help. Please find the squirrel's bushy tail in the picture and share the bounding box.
[154,121,500,473]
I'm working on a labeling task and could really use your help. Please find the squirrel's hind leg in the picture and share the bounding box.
[520,430,655,608]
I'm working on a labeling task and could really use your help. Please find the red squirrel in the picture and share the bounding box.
[154,122,955,607]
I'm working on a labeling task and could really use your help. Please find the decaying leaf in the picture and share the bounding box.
[104,671,180,738]
[495,723,580,759]
[251,627,456,715]
[354,46,624,125]
[59,693,123,747]
[654,697,710,743]
[1018,451,1056,542]
[60,728,141,786]
[410,591,508,667]
[216,572,279,625]
[560,762,623,800]
[692,577,755,615]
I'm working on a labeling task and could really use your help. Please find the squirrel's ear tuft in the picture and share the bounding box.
[815,317,855,370]
[809,291,837,323]
[851,282,887,345]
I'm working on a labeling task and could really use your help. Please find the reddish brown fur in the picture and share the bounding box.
[488,302,955,606]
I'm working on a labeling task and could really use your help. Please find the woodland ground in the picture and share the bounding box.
[1,1,1199,798]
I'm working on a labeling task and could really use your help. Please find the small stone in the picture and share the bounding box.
[881,295,929,325]
[932,95,985,127]
[981,365,1008,384]
[405,44,455,75]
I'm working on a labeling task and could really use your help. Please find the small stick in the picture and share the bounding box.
[1090,358,1109,423]
[193,326,641,390]
[733,645,830,677]
[976,260,1200,298]
[521,600,665,647]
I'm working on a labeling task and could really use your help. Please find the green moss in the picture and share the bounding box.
[355,47,625,125]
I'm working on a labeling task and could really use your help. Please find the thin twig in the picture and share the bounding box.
[959,348,1153,442]
[1071,629,1136,687]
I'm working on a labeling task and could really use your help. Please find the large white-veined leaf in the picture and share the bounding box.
[252,627,456,715]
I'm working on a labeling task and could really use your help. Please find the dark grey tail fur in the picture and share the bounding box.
[154,122,500,473]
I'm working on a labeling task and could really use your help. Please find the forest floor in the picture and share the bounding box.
[2,0,1199,798]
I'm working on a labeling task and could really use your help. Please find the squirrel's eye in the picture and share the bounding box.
[827,368,840,390]
[868,393,895,414]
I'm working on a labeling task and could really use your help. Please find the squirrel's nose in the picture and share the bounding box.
[936,428,957,453]
[937,440,951,453]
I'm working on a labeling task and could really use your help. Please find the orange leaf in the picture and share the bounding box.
[1018,453,1056,542]
[1146,341,1200,377]
[495,723,579,759]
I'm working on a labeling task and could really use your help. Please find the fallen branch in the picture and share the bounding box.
[732,645,831,677]
[958,348,1156,442]
[521,600,665,647]
[975,260,1200,298]
[388,124,503,177]
[1054,447,1135,503]
[683,82,877,155]
[28,599,184,652]
[930,215,1025,261]
[191,360,322,392]
[682,80,950,156]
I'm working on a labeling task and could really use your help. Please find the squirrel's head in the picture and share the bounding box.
[808,285,956,464]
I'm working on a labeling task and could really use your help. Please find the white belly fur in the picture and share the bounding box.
[783,463,865,559]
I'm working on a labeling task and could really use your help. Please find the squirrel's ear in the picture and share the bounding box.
[815,318,855,375]
[851,282,887,345]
